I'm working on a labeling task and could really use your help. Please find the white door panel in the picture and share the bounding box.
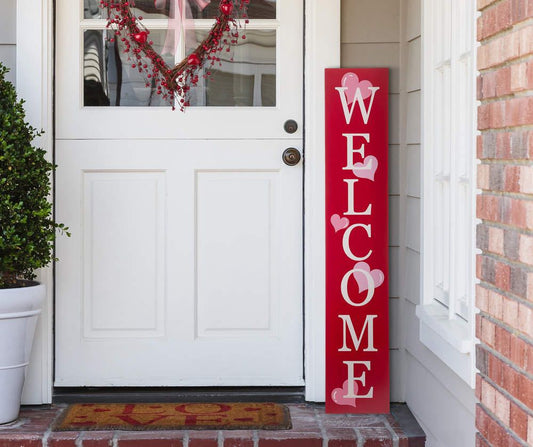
[55,139,303,386]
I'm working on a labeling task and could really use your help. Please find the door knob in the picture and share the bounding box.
[284,120,298,134]
[282,148,302,166]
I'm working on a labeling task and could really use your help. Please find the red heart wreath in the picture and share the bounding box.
[101,0,249,109]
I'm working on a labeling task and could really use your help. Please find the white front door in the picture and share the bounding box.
[55,0,303,387]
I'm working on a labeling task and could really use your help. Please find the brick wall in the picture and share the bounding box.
[476,1,533,446]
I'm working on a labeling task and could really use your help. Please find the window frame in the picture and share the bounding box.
[418,0,478,387]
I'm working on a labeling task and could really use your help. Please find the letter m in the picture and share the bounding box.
[338,314,378,352]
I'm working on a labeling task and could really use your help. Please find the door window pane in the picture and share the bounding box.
[187,29,276,106]
[84,0,172,19]
[84,0,106,19]
[83,29,173,106]
[85,0,276,20]
[189,0,276,19]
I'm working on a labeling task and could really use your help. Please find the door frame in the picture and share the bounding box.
[16,0,340,404]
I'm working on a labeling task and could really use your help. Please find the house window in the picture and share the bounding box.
[417,0,477,386]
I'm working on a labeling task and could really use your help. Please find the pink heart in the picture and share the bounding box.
[353,155,378,181]
[341,73,373,105]
[331,379,358,408]
[352,262,385,293]
[330,214,349,233]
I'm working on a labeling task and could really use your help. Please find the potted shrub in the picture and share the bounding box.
[0,62,69,424]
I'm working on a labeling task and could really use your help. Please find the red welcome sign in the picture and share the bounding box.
[325,68,389,414]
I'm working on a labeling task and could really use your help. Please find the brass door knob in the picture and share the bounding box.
[282,148,302,166]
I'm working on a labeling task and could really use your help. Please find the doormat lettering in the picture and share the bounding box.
[54,403,292,431]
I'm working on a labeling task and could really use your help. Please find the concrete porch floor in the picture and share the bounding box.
[0,403,425,447]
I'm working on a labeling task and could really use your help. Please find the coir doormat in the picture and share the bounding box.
[54,403,292,431]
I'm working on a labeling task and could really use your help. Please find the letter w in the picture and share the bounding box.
[338,314,378,352]
[335,86,380,125]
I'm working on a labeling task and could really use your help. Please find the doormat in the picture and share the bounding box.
[53,403,292,431]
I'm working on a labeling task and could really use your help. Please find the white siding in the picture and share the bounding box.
[399,0,476,445]
[0,0,16,84]
[341,0,402,402]
[341,1,476,444]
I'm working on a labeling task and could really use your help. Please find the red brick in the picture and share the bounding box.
[518,303,533,338]
[487,413,506,445]
[527,415,533,445]
[478,194,504,222]
[511,0,533,23]
[506,96,533,127]
[258,438,322,447]
[481,316,496,347]
[519,166,533,194]
[476,432,490,447]
[117,436,183,447]
[495,260,511,290]
[504,165,520,192]
[495,325,511,358]
[476,374,483,401]
[476,405,489,435]
[519,233,533,266]
[478,26,533,70]
[327,428,358,447]
[478,103,491,130]
[477,284,490,312]
[508,436,525,447]
[494,389,511,425]
[81,431,114,447]
[488,226,505,254]
[527,341,533,374]
[48,433,78,447]
[488,289,504,319]
[478,0,512,40]
[329,440,357,447]
[503,297,519,327]
[188,432,218,447]
[478,0,500,10]
[510,402,528,441]
[528,272,533,302]
[510,61,533,92]
[223,437,254,447]
[359,427,393,447]
[509,335,527,370]
[502,362,520,398]
[481,379,497,413]
[0,438,42,447]
[477,163,490,189]
[504,197,533,230]
[518,374,533,408]
[477,254,483,281]
[488,353,503,384]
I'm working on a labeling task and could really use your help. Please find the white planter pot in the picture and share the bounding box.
[0,282,44,424]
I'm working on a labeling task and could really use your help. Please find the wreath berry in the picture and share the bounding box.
[100,0,249,110]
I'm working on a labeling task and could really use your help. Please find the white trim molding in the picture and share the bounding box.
[303,0,341,402]
[17,0,54,404]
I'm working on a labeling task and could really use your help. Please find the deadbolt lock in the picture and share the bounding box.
[284,120,298,134]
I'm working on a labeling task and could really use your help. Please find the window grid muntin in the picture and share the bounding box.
[426,0,476,323]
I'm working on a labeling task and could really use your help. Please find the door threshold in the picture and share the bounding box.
[53,386,306,404]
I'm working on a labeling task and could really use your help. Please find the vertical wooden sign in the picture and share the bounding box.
[325,68,389,414]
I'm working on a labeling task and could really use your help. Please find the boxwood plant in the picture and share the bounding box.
[0,62,69,288]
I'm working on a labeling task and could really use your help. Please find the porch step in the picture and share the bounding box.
[0,403,425,447]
